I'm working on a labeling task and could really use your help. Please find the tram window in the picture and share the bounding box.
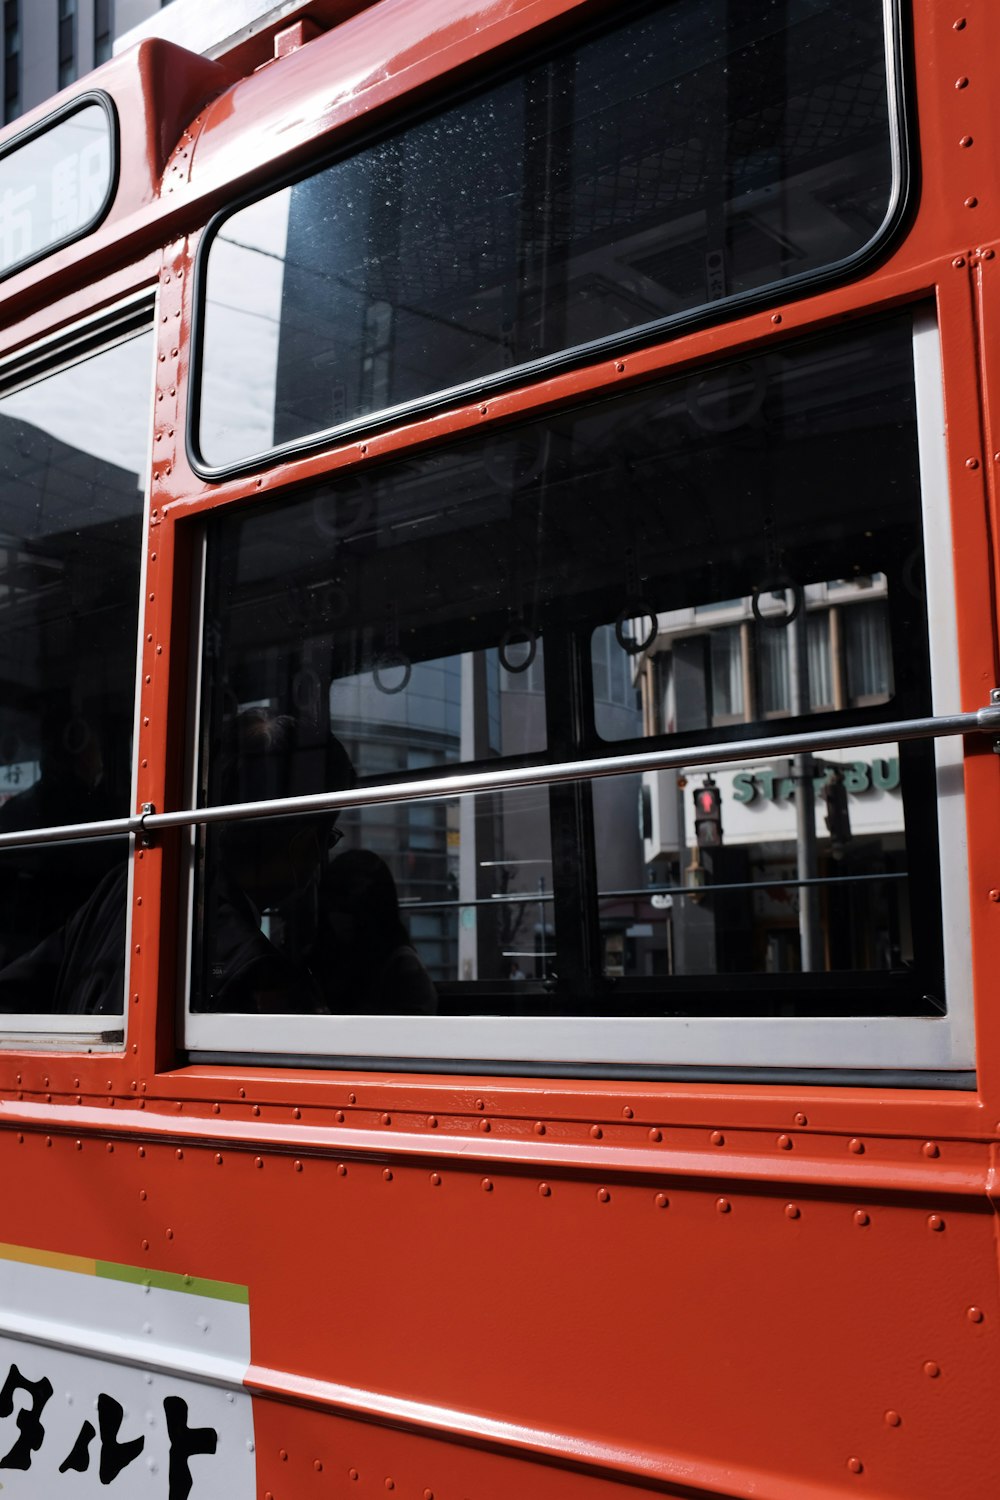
[0,329,152,1018]
[189,312,953,1041]
[196,0,901,469]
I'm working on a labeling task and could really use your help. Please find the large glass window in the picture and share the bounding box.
[190,313,951,1046]
[0,328,152,1020]
[196,0,902,469]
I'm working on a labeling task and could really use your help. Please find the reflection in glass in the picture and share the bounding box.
[600,743,919,1000]
[194,315,943,1018]
[0,331,151,1011]
[0,102,113,275]
[198,0,896,466]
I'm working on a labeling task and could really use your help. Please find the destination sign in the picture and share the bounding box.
[0,98,114,278]
[0,1243,256,1496]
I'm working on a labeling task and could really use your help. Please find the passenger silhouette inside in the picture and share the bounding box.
[312,849,437,1015]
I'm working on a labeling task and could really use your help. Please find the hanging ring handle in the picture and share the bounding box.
[499,619,538,674]
[615,603,657,655]
[751,583,803,628]
[372,651,412,695]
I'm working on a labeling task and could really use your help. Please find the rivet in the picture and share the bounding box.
[885,1410,902,1427]
[777,1134,793,1150]
[710,1130,725,1146]
[847,1457,863,1475]
[966,196,979,208]
[335,1110,345,1123]
[590,1125,602,1139]
[45,1136,52,1148]
[75,1140,82,1151]
[107,1143,115,1154]
[430,1172,441,1186]
[424,1491,435,1500]
[854,1210,870,1226]
[989,888,1000,902]
[849,1138,864,1154]
[385,1481,395,1492]
[622,1106,633,1119]
[785,1203,800,1219]
[480,1120,491,1132]
[16,1133,22,1144]
[597,1187,611,1202]
[922,1141,940,1157]
[771,313,782,324]
[428,1115,438,1128]
[141,1239,149,1251]
[293,1107,301,1120]
[928,1214,945,1231]
[139,1190,147,1200]
[534,1122,546,1135]
[923,1361,941,1378]
[138,1147,145,1158]
[967,1306,984,1323]
[960,135,973,148]
[655,1192,669,1209]
[238,1087,246,1098]
[383,1169,393,1182]
[539,1182,551,1196]
[253,1105,260,1117]
[338,1164,347,1176]
[953,255,966,268]
[348,1092,356,1103]
[280,1449,288,1461]
[255,1157,264,1169]
[166,1228,173,1240]
[381,1113,391,1126]
[482,1178,494,1192]
[175,1149,183,1160]
[956,76,969,88]
[648,1127,662,1142]
[954,16,967,28]
[215,1154,223,1165]
[294,1160,303,1172]
[212,1103,220,1114]
[314,1460,323,1471]
[479,406,488,416]
[349,1470,359,1481]
[794,1112,808,1127]
[982,247,995,260]
[475,1098,485,1110]
[966,456,980,469]
[716,1197,732,1214]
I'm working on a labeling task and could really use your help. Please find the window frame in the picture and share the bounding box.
[186,0,913,481]
[180,308,975,1080]
[0,295,157,1050]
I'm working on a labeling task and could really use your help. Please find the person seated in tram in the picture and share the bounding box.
[310,848,437,1016]
[0,707,435,1017]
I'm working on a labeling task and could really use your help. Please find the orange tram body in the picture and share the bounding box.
[0,1,998,1496]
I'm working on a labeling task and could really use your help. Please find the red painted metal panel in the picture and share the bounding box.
[0,3,998,1496]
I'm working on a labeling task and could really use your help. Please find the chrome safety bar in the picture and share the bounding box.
[0,704,997,853]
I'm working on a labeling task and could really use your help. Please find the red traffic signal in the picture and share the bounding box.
[693,780,722,847]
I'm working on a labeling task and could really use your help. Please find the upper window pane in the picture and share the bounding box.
[0,330,152,1015]
[0,99,113,277]
[197,0,900,469]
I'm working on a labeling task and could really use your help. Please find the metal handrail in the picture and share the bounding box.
[0,704,996,853]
